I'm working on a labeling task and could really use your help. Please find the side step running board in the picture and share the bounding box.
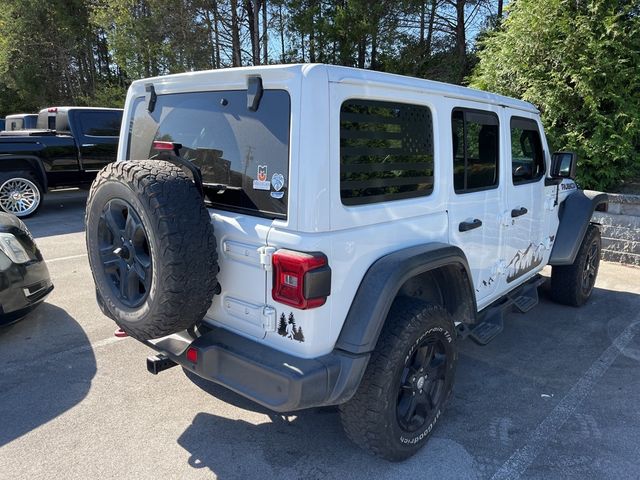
[458,275,546,346]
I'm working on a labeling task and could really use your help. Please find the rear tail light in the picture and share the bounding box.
[272,249,331,309]
[47,107,58,113]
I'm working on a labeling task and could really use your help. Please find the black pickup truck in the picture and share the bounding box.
[0,106,122,217]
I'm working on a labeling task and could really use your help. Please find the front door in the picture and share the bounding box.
[447,104,505,309]
[501,113,548,288]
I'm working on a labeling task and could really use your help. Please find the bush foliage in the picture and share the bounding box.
[470,0,640,190]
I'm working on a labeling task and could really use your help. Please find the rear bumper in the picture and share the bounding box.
[146,326,370,412]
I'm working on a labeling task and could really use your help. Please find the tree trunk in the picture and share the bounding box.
[371,30,377,70]
[426,0,437,57]
[497,0,503,20]
[246,0,261,65]
[262,0,268,64]
[213,2,221,68]
[279,4,285,63]
[455,0,466,77]
[231,0,242,66]
[357,38,366,68]
[419,1,425,47]
[309,18,316,63]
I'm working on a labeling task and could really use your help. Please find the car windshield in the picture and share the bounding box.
[127,89,290,219]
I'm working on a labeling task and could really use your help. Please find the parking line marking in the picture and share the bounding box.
[4,336,122,375]
[491,317,640,480]
[46,253,87,263]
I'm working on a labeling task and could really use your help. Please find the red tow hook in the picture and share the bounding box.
[114,327,128,338]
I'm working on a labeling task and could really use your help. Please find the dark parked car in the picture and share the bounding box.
[0,119,4,131]
[0,106,123,217]
[0,212,53,325]
[4,113,38,131]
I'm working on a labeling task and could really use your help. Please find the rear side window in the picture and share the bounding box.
[452,109,499,193]
[127,90,290,219]
[78,111,122,137]
[340,99,434,205]
[510,117,545,184]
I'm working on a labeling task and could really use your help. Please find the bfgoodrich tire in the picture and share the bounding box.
[339,298,457,461]
[550,224,601,307]
[85,160,219,340]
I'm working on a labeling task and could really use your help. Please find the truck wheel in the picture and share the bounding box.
[550,224,601,307]
[0,171,43,218]
[339,298,457,461]
[85,160,219,340]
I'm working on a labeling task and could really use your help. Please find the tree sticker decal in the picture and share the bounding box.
[277,313,287,336]
[277,312,305,342]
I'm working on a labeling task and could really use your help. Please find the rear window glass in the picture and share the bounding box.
[78,111,122,136]
[340,99,434,205]
[127,90,290,219]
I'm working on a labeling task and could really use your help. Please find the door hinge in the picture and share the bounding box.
[258,246,276,271]
[262,306,276,331]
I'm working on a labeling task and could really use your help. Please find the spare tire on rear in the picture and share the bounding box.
[85,160,219,340]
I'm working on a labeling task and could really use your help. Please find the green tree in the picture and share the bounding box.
[470,0,640,190]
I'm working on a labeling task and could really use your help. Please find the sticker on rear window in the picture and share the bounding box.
[272,173,285,191]
[253,179,271,190]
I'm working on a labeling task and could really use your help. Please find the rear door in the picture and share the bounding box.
[125,88,291,339]
[74,110,122,173]
[447,103,505,308]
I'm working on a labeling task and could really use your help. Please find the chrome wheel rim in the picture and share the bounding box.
[0,178,41,217]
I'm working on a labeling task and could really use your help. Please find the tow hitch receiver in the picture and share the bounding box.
[147,353,177,375]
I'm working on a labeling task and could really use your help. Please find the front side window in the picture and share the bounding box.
[127,89,290,219]
[510,117,545,184]
[340,99,434,205]
[452,109,499,193]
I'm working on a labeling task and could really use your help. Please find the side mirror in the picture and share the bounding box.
[551,151,577,179]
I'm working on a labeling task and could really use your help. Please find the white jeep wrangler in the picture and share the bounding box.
[85,64,607,461]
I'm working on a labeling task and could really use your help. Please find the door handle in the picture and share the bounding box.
[81,143,97,148]
[459,218,482,232]
[511,207,528,218]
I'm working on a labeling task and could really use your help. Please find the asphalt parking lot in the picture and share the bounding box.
[1,189,639,480]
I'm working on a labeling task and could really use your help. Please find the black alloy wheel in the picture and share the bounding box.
[396,337,448,432]
[98,198,152,308]
[581,240,599,296]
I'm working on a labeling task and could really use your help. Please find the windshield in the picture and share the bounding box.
[127,89,290,219]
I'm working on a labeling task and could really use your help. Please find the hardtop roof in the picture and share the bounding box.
[130,63,538,114]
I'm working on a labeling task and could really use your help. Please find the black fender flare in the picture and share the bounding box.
[334,243,476,355]
[0,155,48,191]
[549,189,608,266]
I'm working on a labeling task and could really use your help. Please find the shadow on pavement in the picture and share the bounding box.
[23,190,88,238]
[0,302,96,447]
[176,283,640,479]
